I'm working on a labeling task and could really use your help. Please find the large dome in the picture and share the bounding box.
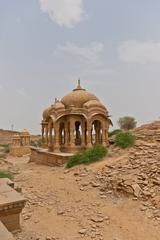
[61,81,99,108]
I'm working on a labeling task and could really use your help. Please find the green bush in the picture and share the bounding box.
[115,132,135,149]
[0,170,13,179]
[66,145,108,168]
[109,129,122,137]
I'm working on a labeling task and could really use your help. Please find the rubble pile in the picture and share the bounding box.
[95,145,160,221]
[94,122,160,222]
[133,121,160,142]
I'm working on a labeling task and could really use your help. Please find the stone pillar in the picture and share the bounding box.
[106,129,109,147]
[42,125,45,146]
[45,126,48,147]
[70,120,75,148]
[95,126,99,144]
[102,128,107,147]
[48,126,53,151]
[98,128,101,144]
[24,136,27,146]
[81,121,86,148]
[87,123,92,148]
[64,125,68,148]
[54,124,60,152]
[26,136,30,146]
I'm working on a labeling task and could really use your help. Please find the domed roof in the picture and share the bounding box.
[84,100,106,110]
[43,106,52,119]
[53,100,65,110]
[20,129,30,136]
[61,81,99,108]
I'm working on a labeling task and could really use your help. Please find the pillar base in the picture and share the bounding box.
[87,143,92,149]
[53,146,61,153]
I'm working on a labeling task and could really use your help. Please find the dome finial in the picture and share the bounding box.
[78,78,81,86]
[73,79,85,91]
[75,78,82,90]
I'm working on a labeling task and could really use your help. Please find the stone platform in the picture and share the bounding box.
[30,147,73,166]
[0,178,26,232]
[0,221,15,240]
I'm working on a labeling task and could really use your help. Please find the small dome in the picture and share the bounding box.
[21,129,30,136]
[83,100,107,110]
[61,81,99,108]
[53,101,65,110]
[43,106,52,119]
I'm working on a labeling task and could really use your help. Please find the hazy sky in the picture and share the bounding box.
[1,0,160,134]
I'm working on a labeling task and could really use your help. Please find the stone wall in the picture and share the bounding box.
[10,146,31,157]
[30,147,73,166]
[0,129,41,145]
[0,130,19,145]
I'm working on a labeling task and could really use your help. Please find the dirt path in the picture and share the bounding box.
[2,156,160,240]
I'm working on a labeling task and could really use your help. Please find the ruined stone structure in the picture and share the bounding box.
[41,81,112,153]
[0,178,25,234]
[10,129,31,157]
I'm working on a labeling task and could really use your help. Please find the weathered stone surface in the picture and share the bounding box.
[91,122,160,223]
[0,178,26,232]
[10,129,31,157]
[0,221,15,240]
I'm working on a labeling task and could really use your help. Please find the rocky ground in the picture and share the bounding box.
[94,142,160,222]
[1,121,160,240]
[0,153,159,240]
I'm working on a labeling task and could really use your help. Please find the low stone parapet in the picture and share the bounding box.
[0,178,26,232]
[30,147,73,166]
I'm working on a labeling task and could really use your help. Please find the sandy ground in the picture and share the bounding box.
[1,155,160,240]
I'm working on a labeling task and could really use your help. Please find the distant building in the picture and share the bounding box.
[10,129,30,157]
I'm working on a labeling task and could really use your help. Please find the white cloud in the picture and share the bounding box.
[57,42,104,67]
[119,41,160,64]
[57,42,112,79]
[39,0,85,28]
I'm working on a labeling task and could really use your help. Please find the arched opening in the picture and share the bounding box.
[91,120,102,145]
[75,121,82,146]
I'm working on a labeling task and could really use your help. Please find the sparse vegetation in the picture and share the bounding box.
[30,139,42,147]
[115,132,136,149]
[0,144,10,153]
[0,170,13,179]
[66,145,108,168]
[109,129,122,137]
[118,116,137,131]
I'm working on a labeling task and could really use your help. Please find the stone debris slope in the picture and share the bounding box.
[93,121,160,223]
[133,120,160,142]
[2,121,160,240]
